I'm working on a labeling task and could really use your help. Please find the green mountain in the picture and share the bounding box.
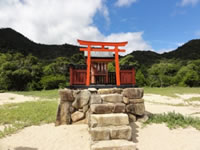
[162,39,200,60]
[0,28,80,59]
[0,28,200,63]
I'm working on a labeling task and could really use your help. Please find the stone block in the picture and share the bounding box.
[91,140,136,150]
[90,127,110,141]
[128,114,136,122]
[137,114,149,123]
[126,103,145,116]
[72,90,91,109]
[90,94,102,104]
[113,103,126,113]
[110,126,132,140]
[122,88,143,99]
[101,94,123,103]
[98,89,113,94]
[98,88,123,94]
[59,89,74,102]
[56,102,71,125]
[90,114,129,127]
[71,111,84,122]
[83,105,89,113]
[129,99,144,104]
[90,104,114,114]
[122,97,129,104]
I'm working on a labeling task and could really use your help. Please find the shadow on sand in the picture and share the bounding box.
[14,147,38,150]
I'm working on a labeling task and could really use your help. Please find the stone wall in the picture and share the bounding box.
[56,88,145,150]
[56,88,145,125]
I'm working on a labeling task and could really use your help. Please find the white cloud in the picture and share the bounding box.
[115,0,137,7]
[0,0,151,55]
[179,0,200,6]
[104,32,152,55]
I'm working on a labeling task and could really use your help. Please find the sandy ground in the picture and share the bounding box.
[0,93,200,150]
[0,123,199,150]
[144,93,200,117]
[0,124,91,150]
[0,93,39,105]
[131,122,200,150]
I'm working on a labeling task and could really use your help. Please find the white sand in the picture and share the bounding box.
[144,93,200,105]
[131,122,200,150]
[0,124,91,150]
[0,93,39,105]
[0,123,199,150]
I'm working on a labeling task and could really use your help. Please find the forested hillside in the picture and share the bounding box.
[0,28,200,91]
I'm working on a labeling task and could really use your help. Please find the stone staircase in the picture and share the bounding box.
[89,113,136,150]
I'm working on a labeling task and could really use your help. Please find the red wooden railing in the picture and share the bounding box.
[70,66,135,86]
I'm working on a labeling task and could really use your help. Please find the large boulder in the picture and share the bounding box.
[126,103,145,116]
[59,89,74,102]
[101,94,123,103]
[122,88,144,99]
[72,90,91,109]
[71,111,84,122]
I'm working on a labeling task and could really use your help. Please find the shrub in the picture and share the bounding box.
[40,74,66,90]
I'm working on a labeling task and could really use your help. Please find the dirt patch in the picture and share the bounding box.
[0,93,39,105]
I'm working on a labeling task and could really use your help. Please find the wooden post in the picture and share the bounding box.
[70,66,73,86]
[115,46,120,86]
[132,67,136,85]
[86,45,91,86]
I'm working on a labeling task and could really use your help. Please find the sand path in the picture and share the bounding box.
[144,93,200,117]
[0,93,39,105]
[131,122,200,150]
[0,124,90,150]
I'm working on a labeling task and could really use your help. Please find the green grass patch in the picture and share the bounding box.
[144,87,200,97]
[186,97,200,102]
[0,100,58,138]
[144,112,200,130]
[12,89,59,100]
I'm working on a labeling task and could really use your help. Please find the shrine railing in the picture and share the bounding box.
[70,65,135,86]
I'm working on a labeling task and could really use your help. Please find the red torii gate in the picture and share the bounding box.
[77,39,128,86]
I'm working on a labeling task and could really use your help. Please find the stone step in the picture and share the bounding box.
[90,103,125,114]
[91,140,136,150]
[90,113,129,127]
[90,125,132,141]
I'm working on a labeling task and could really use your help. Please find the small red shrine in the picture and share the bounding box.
[69,40,136,88]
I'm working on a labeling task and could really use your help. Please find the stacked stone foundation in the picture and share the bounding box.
[56,88,146,150]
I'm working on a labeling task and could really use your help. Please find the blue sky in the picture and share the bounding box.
[94,0,200,52]
[0,0,200,54]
